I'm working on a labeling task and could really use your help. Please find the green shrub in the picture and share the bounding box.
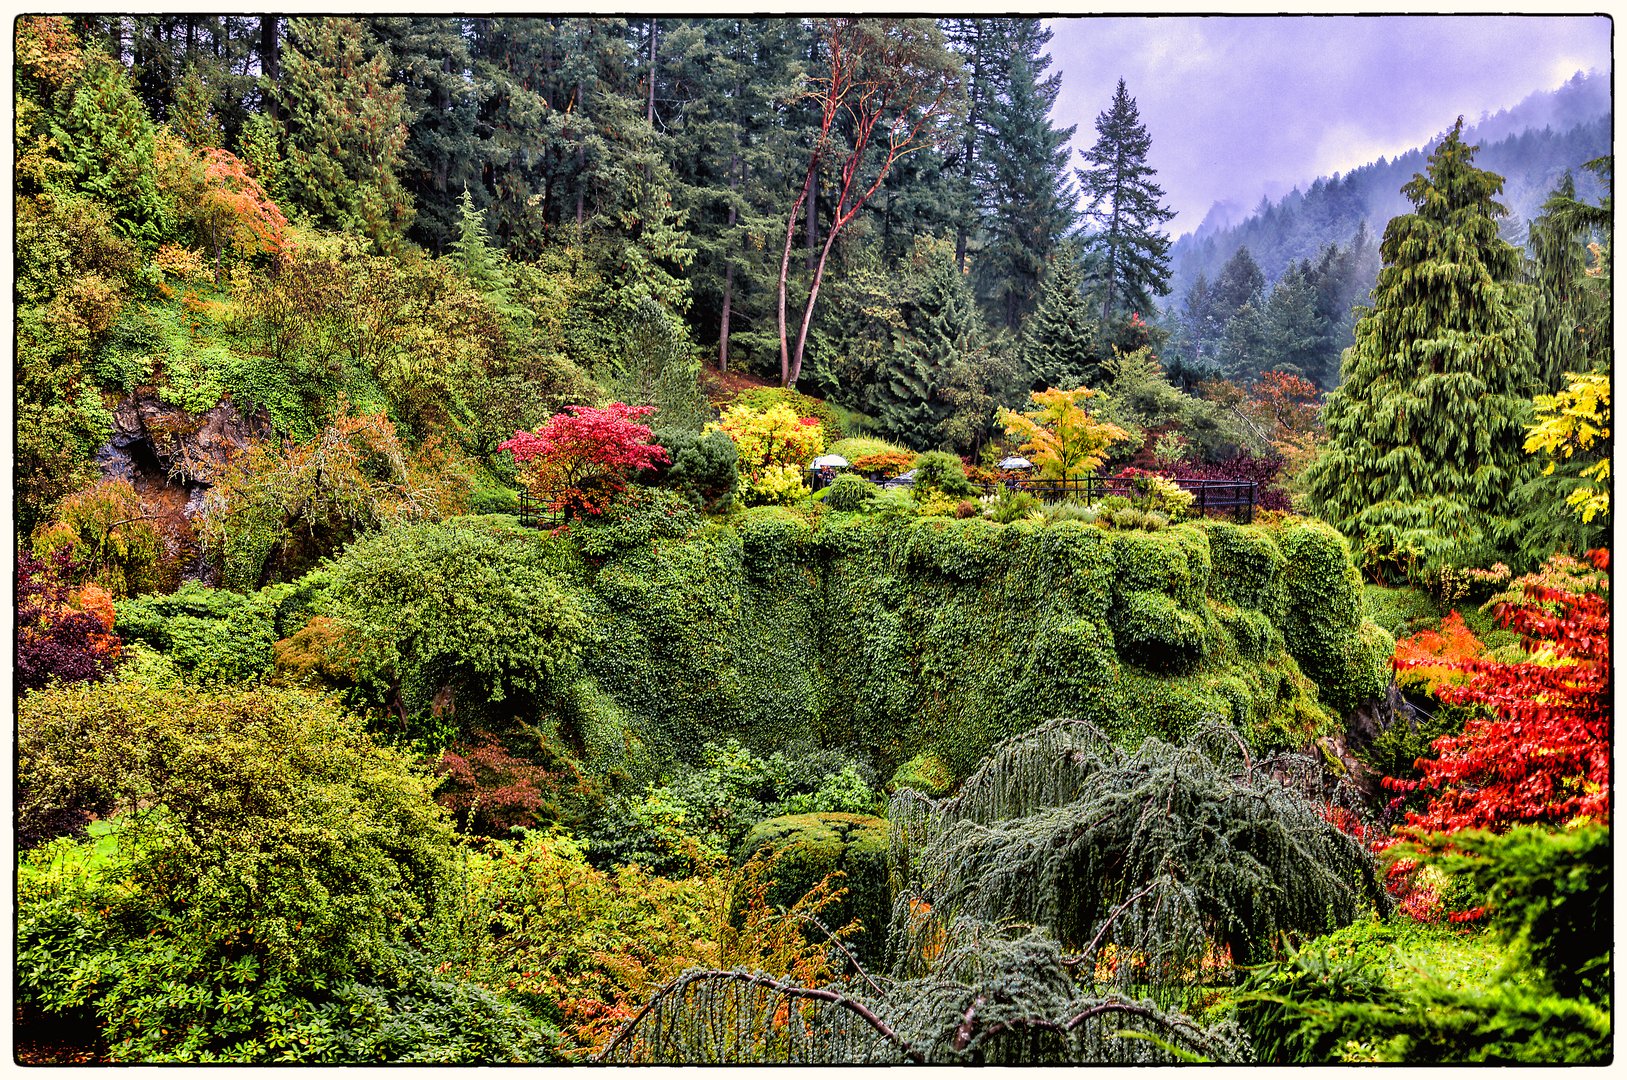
[736,813,891,964]
[114,581,290,684]
[911,450,975,498]
[1203,522,1286,615]
[887,750,955,796]
[988,488,1041,523]
[654,428,740,513]
[16,681,558,1062]
[822,473,874,512]
[325,519,588,734]
[1276,520,1394,714]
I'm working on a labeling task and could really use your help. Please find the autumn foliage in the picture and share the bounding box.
[501,402,668,519]
[1387,549,1610,833]
[16,552,122,692]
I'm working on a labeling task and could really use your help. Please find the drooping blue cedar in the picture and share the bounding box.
[1304,119,1539,575]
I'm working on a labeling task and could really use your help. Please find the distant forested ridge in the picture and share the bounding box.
[1160,72,1609,388]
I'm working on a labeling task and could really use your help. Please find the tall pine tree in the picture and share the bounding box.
[1075,79,1174,331]
[1305,120,1539,576]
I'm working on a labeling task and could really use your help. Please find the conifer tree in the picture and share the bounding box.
[53,59,170,246]
[980,22,1077,330]
[279,17,413,251]
[1019,242,1100,391]
[1075,79,1174,330]
[867,242,999,451]
[1305,120,1539,574]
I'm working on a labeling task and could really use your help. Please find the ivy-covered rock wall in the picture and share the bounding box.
[559,509,1393,787]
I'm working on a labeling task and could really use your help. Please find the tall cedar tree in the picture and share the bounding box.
[660,19,810,372]
[979,21,1078,330]
[371,16,483,253]
[1019,240,1100,391]
[1305,120,1539,573]
[279,17,413,251]
[1075,79,1174,330]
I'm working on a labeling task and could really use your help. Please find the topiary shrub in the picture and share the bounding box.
[822,473,873,512]
[736,813,892,964]
[1276,520,1395,714]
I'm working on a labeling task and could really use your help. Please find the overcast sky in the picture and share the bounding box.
[1046,15,1613,236]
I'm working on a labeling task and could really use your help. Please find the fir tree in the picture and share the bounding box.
[1075,79,1174,330]
[979,22,1078,331]
[1019,241,1100,391]
[1304,119,1539,575]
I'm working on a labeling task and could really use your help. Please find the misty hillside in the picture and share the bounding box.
[1168,70,1611,300]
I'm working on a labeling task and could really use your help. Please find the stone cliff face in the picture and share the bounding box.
[93,389,269,579]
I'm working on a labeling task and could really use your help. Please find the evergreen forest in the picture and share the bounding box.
[13,16,1613,1065]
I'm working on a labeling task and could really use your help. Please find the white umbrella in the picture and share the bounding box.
[809,454,850,469]
[998,455,1034,470]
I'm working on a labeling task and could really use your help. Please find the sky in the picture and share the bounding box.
[1046,15,1613,237]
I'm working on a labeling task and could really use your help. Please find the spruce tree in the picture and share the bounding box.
[1019,241,1100,391]
[867,242,998,452]
[1075,79,1174,330]
[1304,120,1539,574]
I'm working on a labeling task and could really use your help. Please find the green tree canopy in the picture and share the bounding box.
[1305,119,1539,575]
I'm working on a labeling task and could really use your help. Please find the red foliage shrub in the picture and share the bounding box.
[1162,453,1290,511]
[1387,549,1611,833]
[435,732,573,836]
[17,552,121,693]
[500,403,669,519]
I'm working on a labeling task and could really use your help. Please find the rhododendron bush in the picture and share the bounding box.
[501,402,669,518]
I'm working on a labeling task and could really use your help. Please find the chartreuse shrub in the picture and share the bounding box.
[16,681,558,1062]
[1238,825,1609,1063]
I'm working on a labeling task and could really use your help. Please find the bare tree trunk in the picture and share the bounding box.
[790,221,843,388]
[805,174,819,271]
[646,18,657,126]
[777,164,818,386]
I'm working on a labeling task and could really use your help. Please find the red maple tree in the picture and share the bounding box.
[499,402,668,519]
[1387,549,1610,833]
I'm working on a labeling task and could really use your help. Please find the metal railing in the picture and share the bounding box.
[1009,475,1257,523]
[516,491,564,529]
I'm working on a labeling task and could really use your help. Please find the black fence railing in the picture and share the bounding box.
[1008,475,1257,523]
[516,491,564,529]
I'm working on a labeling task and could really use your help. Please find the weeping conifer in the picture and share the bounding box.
[1304,119,1539,573]
[600,720,1379,1064]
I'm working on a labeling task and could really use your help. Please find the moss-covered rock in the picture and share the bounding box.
[887,750,954,797]
[736,813,891,964]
